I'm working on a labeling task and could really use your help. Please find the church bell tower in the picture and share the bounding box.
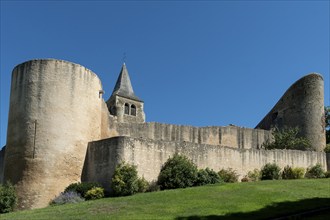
[106,63,145,123]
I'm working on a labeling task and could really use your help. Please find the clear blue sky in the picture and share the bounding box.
[1,1,329,148]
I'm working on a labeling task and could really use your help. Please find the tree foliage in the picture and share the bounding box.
[263,127,312,150]
[0,182,17,213]
[325,106,330,145]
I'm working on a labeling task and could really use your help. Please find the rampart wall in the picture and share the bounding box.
[256,73,325,151]
[107,122,272,149]
[326,153,330,171]
[82,136,327,190]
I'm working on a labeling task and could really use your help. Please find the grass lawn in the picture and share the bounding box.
[1,179,329,219]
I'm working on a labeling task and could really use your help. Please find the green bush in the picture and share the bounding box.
[157,153,198,190]
[325,171,330,178]
[262,127,312,150]
[112,162,140,196]
[218,168,239,183]
[195,169,209,186]
[195,168,222,186]
[261,163,281,180]
[292,167,305,179]
[324,144,330,153]
[305,164,325,179]
[0,182,17,213]
[64,182,101,198]
[137,177,149,193]
[146,181,160,192]
[51,191,84,205]
[281,165,294,179]
[247,169,261,181]
[84,187,104,200]
[281,166,304,179]
[241,176,250,182]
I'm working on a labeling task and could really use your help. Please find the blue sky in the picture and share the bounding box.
[0,1,329,148]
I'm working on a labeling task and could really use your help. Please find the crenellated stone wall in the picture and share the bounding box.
[106,122,272,149]
[82,136,327,191]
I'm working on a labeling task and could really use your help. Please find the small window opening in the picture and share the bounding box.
[124,103,129,115]
[131,105,136,116]
[271,112,278,121]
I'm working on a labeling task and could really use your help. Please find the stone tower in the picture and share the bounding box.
[3,59,105,209]
[106,63,145,123]
[256,73,325,151]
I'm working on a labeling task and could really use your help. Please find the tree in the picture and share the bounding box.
[262,127,312,150]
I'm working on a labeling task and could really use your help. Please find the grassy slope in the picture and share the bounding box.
[1,179,330,220]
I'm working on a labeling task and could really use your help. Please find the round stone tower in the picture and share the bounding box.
[3,59,104,209]
[256,73,325,151]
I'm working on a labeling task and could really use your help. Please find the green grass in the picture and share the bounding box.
[1,179,330,219]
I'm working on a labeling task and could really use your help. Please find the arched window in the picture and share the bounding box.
[124,103,129,115]
[131,104,136,116]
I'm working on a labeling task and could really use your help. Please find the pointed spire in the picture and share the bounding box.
[111,63,141,101]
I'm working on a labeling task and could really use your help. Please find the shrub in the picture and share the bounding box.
[282,166,304,179]
[218,168,239,183]
[261,163,281,180]
[51,191,85,205]
[195,169,209,186]
[247,169,261,181]
[205,168,222,184]
[146,181,160,192]
[282,165,294,179]
[137,177,149,193]
[305,164,325,179]
[292,167,305,179]
[325,171,330,178]
[157,153,198,190]
[262,127,312,150]
[64,182,101,198]
[195,168,222,186]
[112,162,140,196]
[84,187,104,200]
[324,144,330,153]
[0,182,17,213]
[241,176,250,182]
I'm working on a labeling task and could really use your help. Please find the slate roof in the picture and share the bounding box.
[111,63,142,102]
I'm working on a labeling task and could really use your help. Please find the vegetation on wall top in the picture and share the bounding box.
[262,127,312,150]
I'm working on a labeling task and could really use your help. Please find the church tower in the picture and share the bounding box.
[107,63,145,123]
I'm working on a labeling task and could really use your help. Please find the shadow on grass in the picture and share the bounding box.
[176,198,330,220]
